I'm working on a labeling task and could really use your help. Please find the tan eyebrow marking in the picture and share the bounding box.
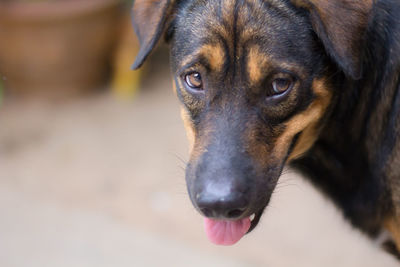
[200,44,225,72]
[248,46,267,84]
[179,43,226,72]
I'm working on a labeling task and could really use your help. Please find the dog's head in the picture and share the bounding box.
[132,0,373,245]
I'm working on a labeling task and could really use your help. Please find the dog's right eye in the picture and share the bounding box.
[184,72,203,90]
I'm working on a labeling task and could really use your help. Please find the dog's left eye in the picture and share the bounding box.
[272,77,293,95]
[184,72,203,90]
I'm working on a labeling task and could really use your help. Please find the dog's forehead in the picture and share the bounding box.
[173,0,313,69]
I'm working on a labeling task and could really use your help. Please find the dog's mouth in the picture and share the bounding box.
[203,208,265,246]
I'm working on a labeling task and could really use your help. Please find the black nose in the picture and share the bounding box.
[195,189,249,219]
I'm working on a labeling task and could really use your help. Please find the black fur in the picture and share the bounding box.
[292,0,400,236]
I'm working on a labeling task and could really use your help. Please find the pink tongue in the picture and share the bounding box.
[204,217,251,246]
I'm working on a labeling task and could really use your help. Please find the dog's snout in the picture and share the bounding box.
[195,187,249,219]
[189,143,255,220]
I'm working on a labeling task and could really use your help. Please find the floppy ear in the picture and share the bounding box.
[131,0,174,69]
[293,0,373,79]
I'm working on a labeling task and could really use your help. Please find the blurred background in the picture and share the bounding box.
[0,1,398,266]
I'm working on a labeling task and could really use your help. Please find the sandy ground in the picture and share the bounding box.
[0,66,399,267]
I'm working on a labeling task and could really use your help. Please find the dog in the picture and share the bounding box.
[131,0,400,256]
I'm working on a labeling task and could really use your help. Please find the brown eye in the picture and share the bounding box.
[185,72,203,90]
[272,78,293,95]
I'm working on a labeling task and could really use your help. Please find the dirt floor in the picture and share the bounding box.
[0,66,399,267]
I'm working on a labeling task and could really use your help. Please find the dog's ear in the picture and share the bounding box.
[292,0,373,79]
[131,0,174,69]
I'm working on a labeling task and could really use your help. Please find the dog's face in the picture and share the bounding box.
[132,0,373,245]
[171,0,333,236]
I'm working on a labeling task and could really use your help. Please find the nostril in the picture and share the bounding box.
[195,190,249,219]
[196,197,248,220]
[227,208,245,219]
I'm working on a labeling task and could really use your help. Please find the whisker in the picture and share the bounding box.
[168,151,188,166]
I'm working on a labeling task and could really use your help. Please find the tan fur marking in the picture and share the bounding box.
[274,79,332,159]
[172,80,177,94]
[248,47,262,84]
[178,44,225,72]
[247,46,308,85]
[179,54,198,71]
[180,108,195,152]
[201,44,225,72]
[384,217,400,252]
[247,46,269,84]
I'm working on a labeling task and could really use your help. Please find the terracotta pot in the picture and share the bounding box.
[0,0,124,98]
